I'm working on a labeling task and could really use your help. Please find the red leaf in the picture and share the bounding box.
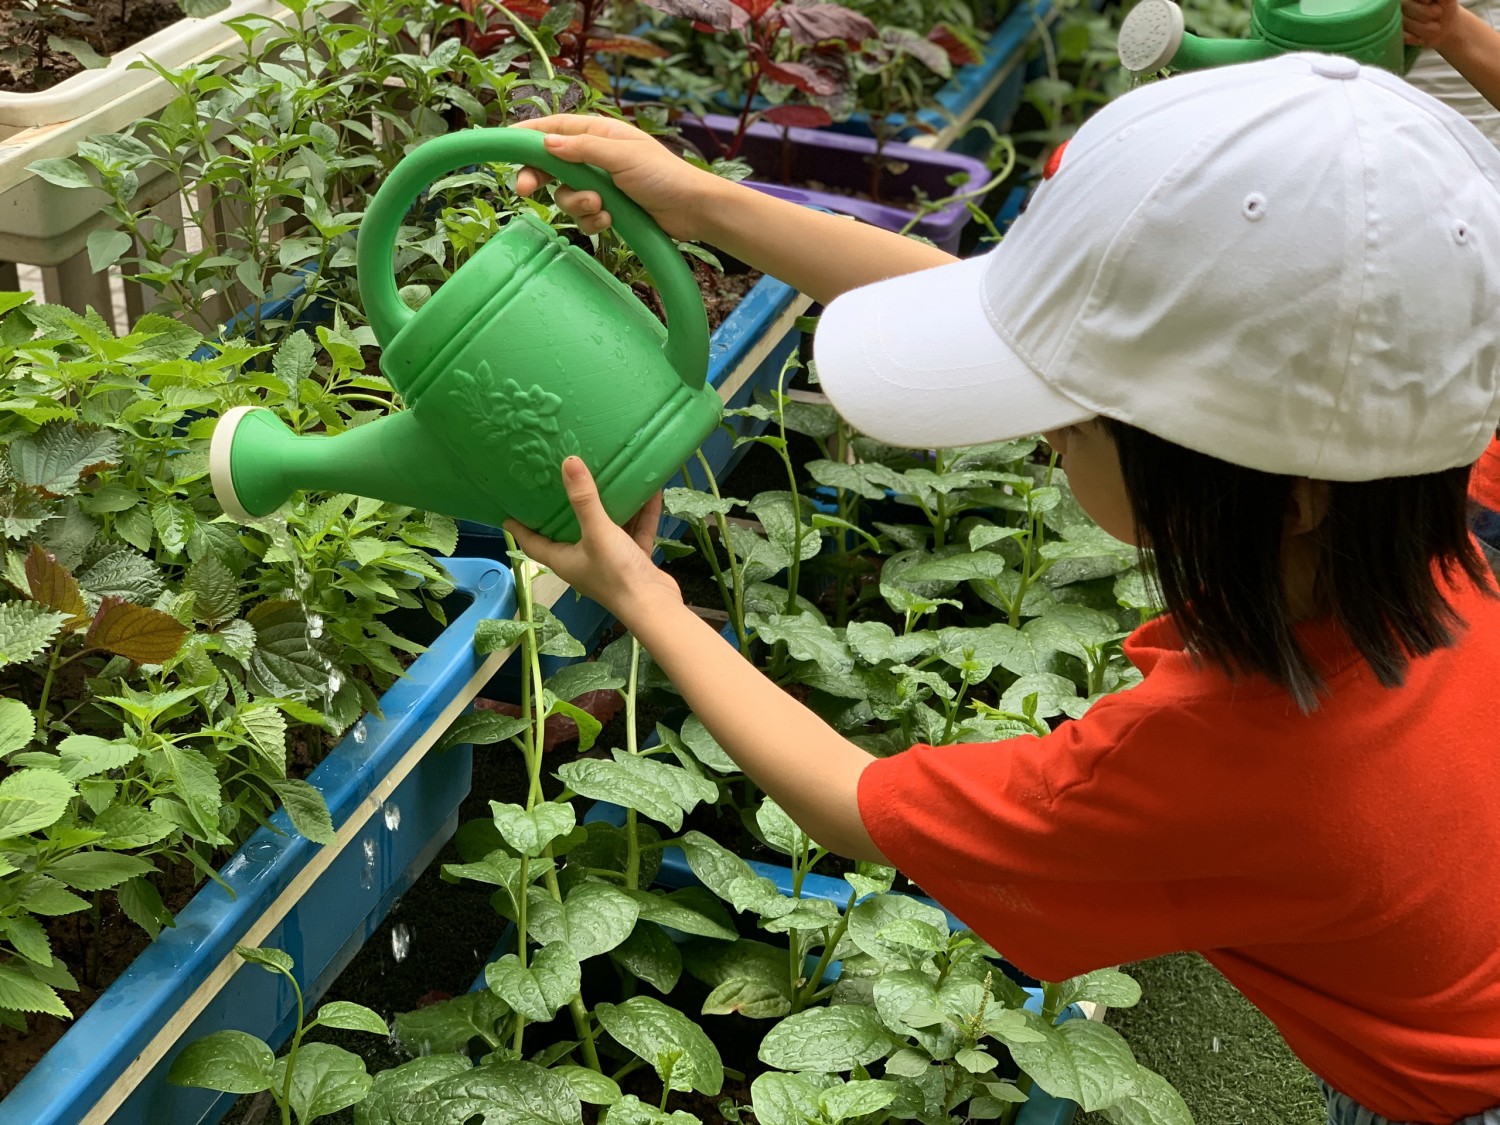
[761,104,834,129]
[881,26,952,76]
[928,24,979,66]
[759,57,842,96]
[639,0,735,31]
[780,3,876,46]
[590,34,671,59]
[732,0,778,23]
[25,544,87,628]
[472,689,624,752]
[86,597,188,666]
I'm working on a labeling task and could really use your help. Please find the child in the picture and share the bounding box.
[1406,0,1500,554]
[508,55,1500,1125]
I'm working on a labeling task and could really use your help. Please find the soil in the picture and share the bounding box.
[0,0,184,95]
[0,858,199,1098]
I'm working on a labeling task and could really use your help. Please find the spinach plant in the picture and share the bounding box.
[169,945,390,1125]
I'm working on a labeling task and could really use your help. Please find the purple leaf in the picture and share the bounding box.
[639,0,735,31]
[780,3,876,46]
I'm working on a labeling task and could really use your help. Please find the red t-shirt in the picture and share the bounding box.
[859,574,1500,1124]
[1471,435,1500,513]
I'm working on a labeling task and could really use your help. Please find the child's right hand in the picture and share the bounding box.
[1403,0,1461,49]
[514,115,728,244]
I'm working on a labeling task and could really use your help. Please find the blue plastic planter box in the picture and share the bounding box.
[0,557,516,1125]
[464,272,812,689]
[623,0,1054,157]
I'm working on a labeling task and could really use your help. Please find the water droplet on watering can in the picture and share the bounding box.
[391,923,412,962]
[384,803,402,831]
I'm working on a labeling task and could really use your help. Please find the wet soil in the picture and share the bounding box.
[0,0,184,94]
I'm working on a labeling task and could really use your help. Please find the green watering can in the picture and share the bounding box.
[209,128,716,543]
[1116,0,1418,76]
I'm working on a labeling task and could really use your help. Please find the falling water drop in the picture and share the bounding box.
[391,923,412,963]
[328,671,344,696]
[308,614,324,640]
[383,803,401,831]
[1211,1036,1222,1054]
[352,720,368,745]
[361,838,376,890]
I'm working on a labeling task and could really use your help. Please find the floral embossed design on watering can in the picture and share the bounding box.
[208,127,717,543]
[1116,0,1417,76]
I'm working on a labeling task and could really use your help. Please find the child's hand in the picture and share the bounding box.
[505,457,683,628]
[514,115,727,244]
[1403,0,1460,48]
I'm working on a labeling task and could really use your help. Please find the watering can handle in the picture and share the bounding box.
[356,128,710,391]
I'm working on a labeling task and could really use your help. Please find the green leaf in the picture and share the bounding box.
[78,549,164,605]
[750,1072,838,1125]
[392,991,511,1057]
[674,716,738,774]
[601,1096,700,1124]
[820,1079,899,1121]
[147,745,221,841]
[485,941,581,1022]
[0,768,76,838]
[85,597,188,664]
[314,1001,390,1036]
[442,850,540,914]
[675,832,788,917]
[239,706,287,774]
[6,915,52,966]
[545,661,625,701]
[46,851,155,891]
[758,1005,898,1073]
[844,621,938,667]
[436,709,530,752]
[662,488,739,521]
[555,758,682,831]
[0,602,68,668]
[184,554,241,626]
[997,672,1085,720]
[847,894,950,966]
[25,157,93,190]
[1055,969,1143,1012]
[179,0,231,14]
[754,798,807,859]
[236,945,294,975]
[682,938,793,1018]
[168,1029,275,1093]
[356,1055,473,1125]
[956,1047,999,1073]
[270,778,336,845]
[596,996,723,1095]
[1100,1066,1195,1125]
[393,1060,583,1125]
[474,617,532,655]
[118,875,174,938]
[0,964,69,1017]
[275,1042,371,1122]
[0,698,36,756]
[623,887,737,942]
[19,876,88,916]
[746,492,823,564]
[56,734,138,781]
[1006,1016,1140,1111]
[490,801,576,856]
[86,229,133,273]
[9,422,118,497]
[745,612,852,674]
[609,923,682,994]
[526,881,639,960]
[245,600,337,698]
[553,1065,619,1107]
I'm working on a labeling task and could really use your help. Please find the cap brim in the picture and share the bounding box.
[814,252,1095,448]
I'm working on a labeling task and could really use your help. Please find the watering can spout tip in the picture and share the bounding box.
[211,405,294,524]
[1118,0,1186,73]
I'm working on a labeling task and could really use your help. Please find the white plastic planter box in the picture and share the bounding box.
[0,556,514,1125]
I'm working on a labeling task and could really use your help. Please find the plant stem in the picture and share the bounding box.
[490,2,557,81]
[694,450,748,654]
[34,643,62,732]
[624,637,642,890]
[797,892,855,1010]
[278,965,307,1125]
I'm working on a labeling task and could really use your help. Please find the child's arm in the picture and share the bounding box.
[506,458,888,863]
[1405,0,1500,110]
[514,115,958,305]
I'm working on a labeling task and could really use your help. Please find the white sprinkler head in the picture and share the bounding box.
[209,404,261,524]
[1118,0,1186,73]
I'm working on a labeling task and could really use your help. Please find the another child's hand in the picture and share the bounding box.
[505,457,683,628]
[514,115,726,244]
[1403,0,1461,49]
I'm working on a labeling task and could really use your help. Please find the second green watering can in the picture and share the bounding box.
[209,127,717,543]
[1116,0,1417,76]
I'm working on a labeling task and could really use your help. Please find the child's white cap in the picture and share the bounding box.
[815,53,1500,480]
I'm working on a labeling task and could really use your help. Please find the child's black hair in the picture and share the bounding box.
[1097,418,1494,711]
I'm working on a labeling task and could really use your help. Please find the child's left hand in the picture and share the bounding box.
[505,457,684,630]
[1403,0,1460,48]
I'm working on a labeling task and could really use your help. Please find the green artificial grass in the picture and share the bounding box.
[1075,953,1327,1125]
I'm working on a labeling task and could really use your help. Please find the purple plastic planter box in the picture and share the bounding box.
[0,557,516,1125]
[674,114,990,254]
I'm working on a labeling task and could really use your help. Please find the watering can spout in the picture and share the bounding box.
[210,406,440,525]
